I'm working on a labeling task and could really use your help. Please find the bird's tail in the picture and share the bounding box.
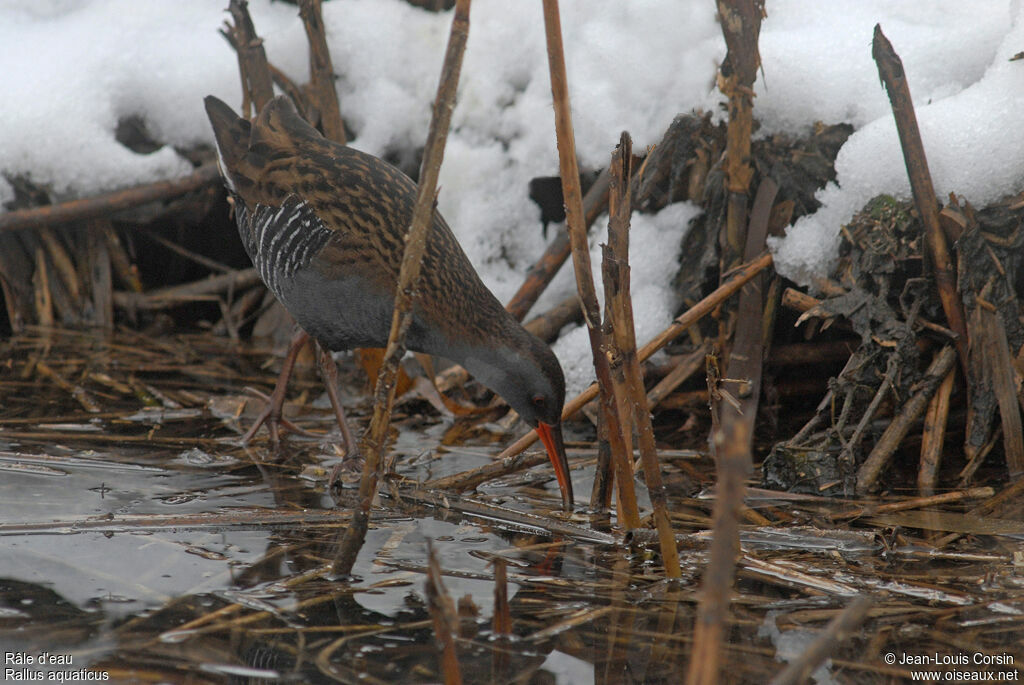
[203,95,252,193]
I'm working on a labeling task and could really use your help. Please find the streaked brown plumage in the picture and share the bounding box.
[204,95,573,509]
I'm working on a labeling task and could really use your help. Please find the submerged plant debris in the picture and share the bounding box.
[2,2,1024,683]
[0,329,1021,683]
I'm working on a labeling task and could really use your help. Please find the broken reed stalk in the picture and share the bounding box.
[687,363,751,685]
[298,0,346,144]
[856,344,958,493]
[0,165,220,234]
[224,0,275,115]
[333,0,471,576]
[918,366,955,495]
[978,304,1024,479]
[715,0,763,276]
[86,222,114,329]
[113,268,261,311]
[829,486,993,521]
[602,132,681,578]
[872,24,969,374]
[767,596,872,685]
[541,0,639,526]
[646,345,708,410]
[491,557,510,681]
[426,542,463,685]
[936,477,1024,548]
[423,251,772,493]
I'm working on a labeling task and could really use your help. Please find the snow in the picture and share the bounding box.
[769,2,1024,283]
[1,0,1022,394]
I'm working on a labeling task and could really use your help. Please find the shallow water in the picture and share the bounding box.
[1,330,1022,683]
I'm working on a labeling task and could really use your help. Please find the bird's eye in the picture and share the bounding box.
[532,394,546,408]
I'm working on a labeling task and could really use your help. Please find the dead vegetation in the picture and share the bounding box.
[0,1,1022,683]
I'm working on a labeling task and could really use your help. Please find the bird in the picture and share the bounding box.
[203,94,574,510]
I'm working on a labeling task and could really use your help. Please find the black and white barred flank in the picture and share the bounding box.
[234,194,334,298]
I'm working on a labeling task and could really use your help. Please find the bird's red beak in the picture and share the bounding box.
[536,421,573,511]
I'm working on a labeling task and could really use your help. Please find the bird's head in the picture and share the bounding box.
[484,336,574,511]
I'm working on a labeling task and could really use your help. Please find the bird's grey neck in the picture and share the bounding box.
[444,338,531,407]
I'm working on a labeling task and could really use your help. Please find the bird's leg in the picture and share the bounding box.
[315,344,366,488]
[315,343,359,457]
[242,328,317,444]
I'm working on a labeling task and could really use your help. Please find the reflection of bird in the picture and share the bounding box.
[204,95,574,509]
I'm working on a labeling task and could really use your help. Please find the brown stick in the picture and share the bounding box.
[768,596,872,685]
[425,542,463,685]
[32,248,54,327]
[646,345,708,409]
[918,366,955,495]
[542,0,638,527]
[872,24,969,374]
[687,357,751,685]
[298,0,347,144]
[934,476,1024,548]
[715,0,763,278]
[856,345,958,493]
[36,361,101,414]
[980,306,1024,479]
[425,251,772,493]
[334,0,471,576]
[86,222,113,329]
[490,557,510,680]
[112,268,261,311]
[603,132,680,578]
[224,0,275,115]
[0,165,219,234]
[829,486,993,521]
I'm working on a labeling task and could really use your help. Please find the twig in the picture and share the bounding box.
[333,0,471,576]
[399,488,616,545]
[602,132,680,578]
[872,24,969,374]
[829,486,994,521]
[688,354,752,685]
[298,0,347,144]
[426,542,463,685]
[715,0,763,276]
[138,227,234,274]
[223,0,275,115]
[542,0,638,526]
[35,361,101,413]
[856,345,958,493]
[86,221,114,329]
[768,596,873,685]
[840,354,898,464]
[112,268,261,311]
[918,365,955,495]
[978,305,1024,479]
[0,165,219,234]
[490,556,510,680]
[646,345,708,409]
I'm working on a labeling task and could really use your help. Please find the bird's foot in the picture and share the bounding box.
[240,386,319,445]
[328,447,365,489]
